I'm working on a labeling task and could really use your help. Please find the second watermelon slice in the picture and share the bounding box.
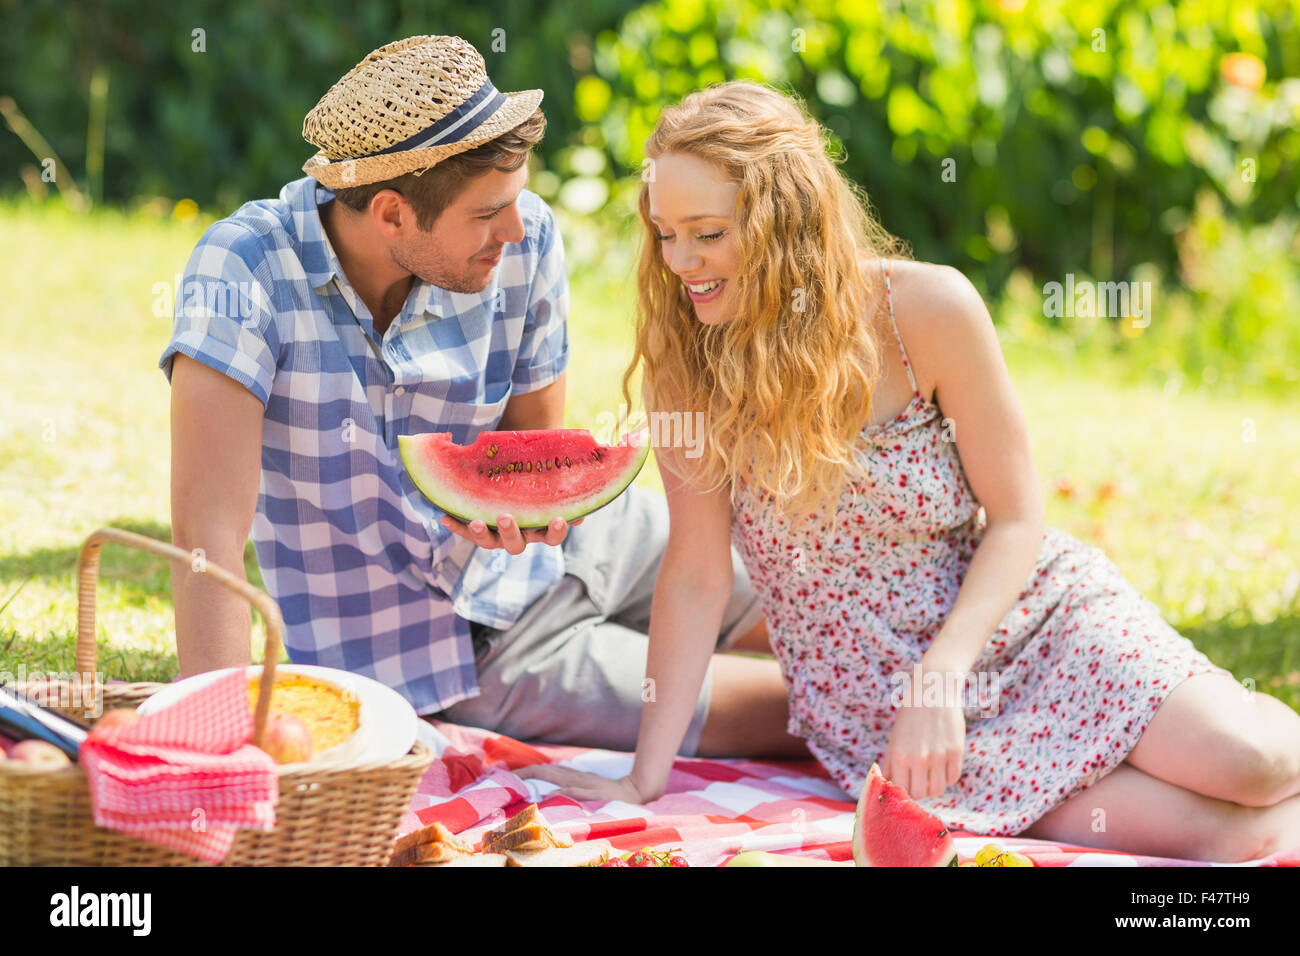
[852,763,959,867]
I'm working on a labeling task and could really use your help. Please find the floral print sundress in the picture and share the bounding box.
[728,258,1235,835]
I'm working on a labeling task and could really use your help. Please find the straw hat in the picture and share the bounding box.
[301,35,543,189]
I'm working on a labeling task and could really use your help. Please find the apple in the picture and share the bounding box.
[257,712,313,764]
[725,850,780,867]
[9,740,72,767]
[725,850,850,867]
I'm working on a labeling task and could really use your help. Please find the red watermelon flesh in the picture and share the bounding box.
[852,763,958,867]
[398,428,650,530]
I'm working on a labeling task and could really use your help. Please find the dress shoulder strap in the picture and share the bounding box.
[878,258,921,397]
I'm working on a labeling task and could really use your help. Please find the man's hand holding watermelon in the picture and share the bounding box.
[439,513,582,556]
[405,426,654,556]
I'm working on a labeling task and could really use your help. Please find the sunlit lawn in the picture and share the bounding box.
[1,199,1296,711]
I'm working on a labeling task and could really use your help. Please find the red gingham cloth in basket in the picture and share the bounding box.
[398,719,1300,867]
[78,669,279,863]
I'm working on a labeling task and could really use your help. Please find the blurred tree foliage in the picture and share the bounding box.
[0,0,638,213]
[2,0,1297,332]
[577,0,1300,299]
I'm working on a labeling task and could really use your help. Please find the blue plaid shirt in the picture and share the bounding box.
[158,176,569,715]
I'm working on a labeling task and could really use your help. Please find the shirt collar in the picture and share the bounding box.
[283,177,342,290]
[289,176,493,322]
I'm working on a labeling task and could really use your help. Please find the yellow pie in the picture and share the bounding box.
[248,674,360,753]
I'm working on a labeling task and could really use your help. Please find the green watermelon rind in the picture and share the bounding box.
[398,429,651,531]
[852,762,959,867]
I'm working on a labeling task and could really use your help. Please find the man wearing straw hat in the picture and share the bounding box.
[159,35,803,766]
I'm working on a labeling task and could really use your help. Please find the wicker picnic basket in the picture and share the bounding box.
[0,526,434,866]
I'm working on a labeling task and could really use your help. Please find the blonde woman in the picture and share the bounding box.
[520,81,1300,861]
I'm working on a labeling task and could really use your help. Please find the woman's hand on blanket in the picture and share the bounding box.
[440,514,585,555]
[515,764,648,804]
[880,701,966,800]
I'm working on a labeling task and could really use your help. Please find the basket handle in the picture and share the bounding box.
[76,526,285,747]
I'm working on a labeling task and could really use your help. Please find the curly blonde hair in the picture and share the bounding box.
[622,81,913,521]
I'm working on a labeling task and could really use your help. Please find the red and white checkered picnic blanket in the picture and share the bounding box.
[401,719,1300,867]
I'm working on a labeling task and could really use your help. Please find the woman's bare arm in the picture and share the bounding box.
[898,264,1047,675]
[627,450,737,801]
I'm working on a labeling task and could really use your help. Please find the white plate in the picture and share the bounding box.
[138,665,419,765]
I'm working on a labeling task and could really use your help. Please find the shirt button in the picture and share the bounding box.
[395,386,406,396]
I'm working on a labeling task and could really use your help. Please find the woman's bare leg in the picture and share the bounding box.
[696,652,810,758]
[1124,673,1300,806]
[1020,761,1300,862]
[725,616,775,655]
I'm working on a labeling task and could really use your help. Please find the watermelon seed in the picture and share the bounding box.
[487,445,498,458]
[525,461,532,472]
[564,457,571,467]
[544,460,552,470]
[506,463,514,473]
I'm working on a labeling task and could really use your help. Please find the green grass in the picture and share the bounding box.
[1,198,1296,711]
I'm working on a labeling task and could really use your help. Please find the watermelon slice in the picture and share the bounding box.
[398,428,650,530]
[852,763,958,867]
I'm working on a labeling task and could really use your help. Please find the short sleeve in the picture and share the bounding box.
[510,204,569,394]
[158,221,281,408]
